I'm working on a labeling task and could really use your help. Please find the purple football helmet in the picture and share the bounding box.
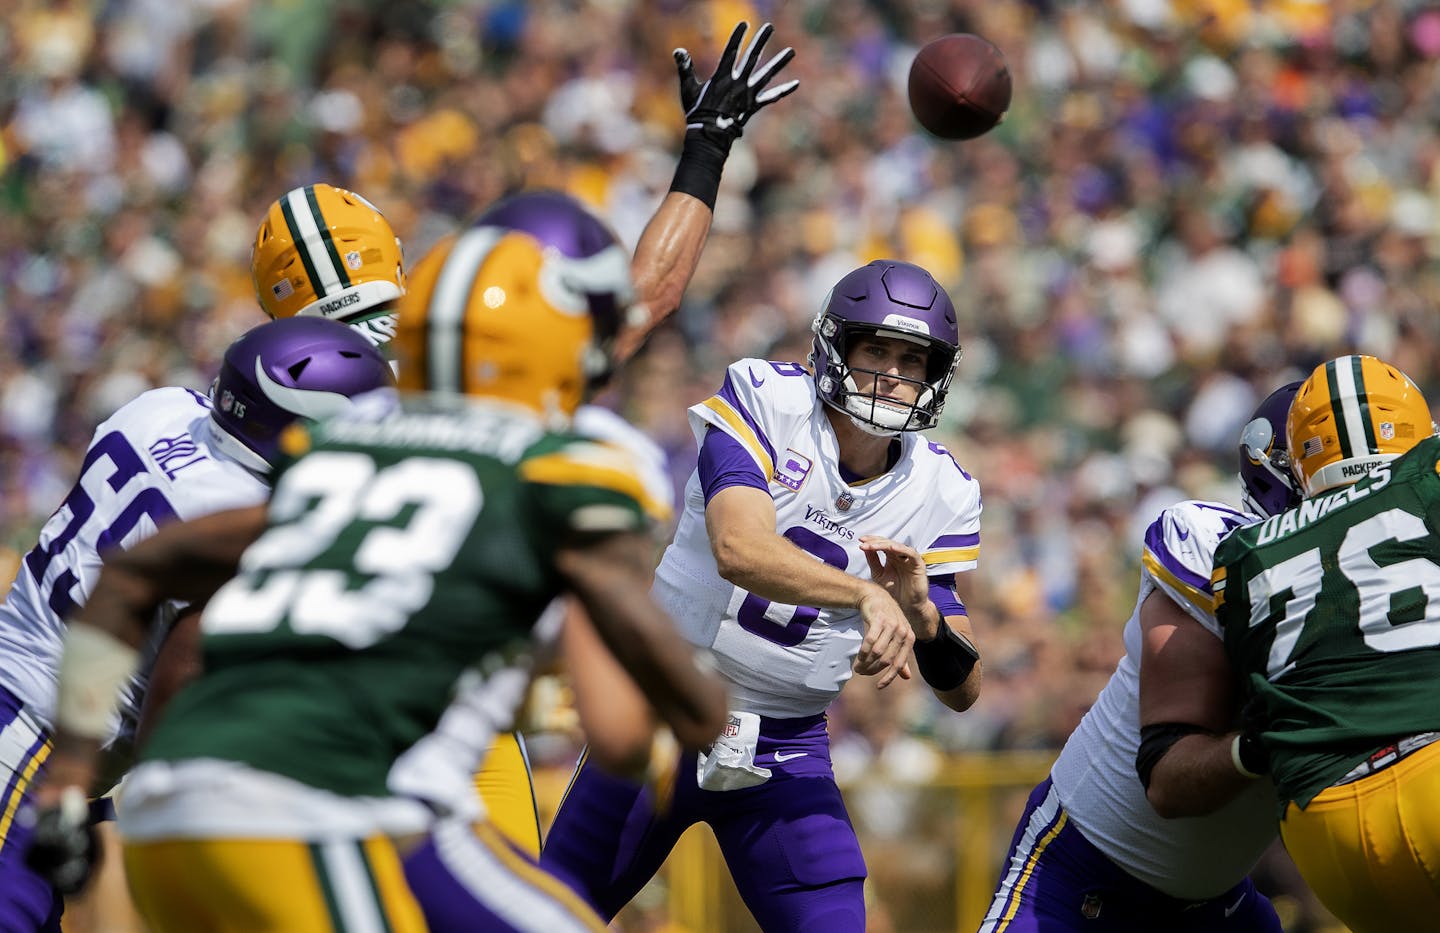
[810,260,961,434]
[209,316,396,474]
[472,190,634,383]
[1239,381,1303,517]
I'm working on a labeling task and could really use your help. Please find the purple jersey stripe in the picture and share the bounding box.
[714,373,777,470]
[698,427,769,504]
[930,532,980,549]
[928,574,966,618]
[1142,518,1212,596]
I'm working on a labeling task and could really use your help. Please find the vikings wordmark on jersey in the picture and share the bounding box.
[653,358,982,719]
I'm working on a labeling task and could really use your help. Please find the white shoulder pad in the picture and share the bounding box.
[99,386,210,437]
[573,404,674,517]
[686,359,815,480]
[1141,500,1255,634]
[916,438,983,572]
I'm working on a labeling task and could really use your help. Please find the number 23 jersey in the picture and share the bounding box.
[653,359,982,718]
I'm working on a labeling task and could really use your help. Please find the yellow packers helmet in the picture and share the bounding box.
[1288,354,1434,495]
[393,190,633,421]
[252,183,405,323]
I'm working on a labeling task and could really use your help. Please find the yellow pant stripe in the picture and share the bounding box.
[474,732,542,857]
[0,735,51,850]
[125,836,426,933]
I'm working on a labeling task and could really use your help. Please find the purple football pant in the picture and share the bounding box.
[540,713,867,932]
[980,778,1283,933]
[402,819,607,932]
[0,684,62,933]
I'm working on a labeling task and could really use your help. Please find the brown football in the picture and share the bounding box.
[907,34,1012,140]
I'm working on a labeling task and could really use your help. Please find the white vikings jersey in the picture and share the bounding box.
[653,359,981,719]
[1048,500,1277,900]
[0,388,268,730]
[389,403,674,818]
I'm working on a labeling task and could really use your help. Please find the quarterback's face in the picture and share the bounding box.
[846,333,928,404]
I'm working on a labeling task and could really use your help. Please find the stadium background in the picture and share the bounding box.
[6,0,1439,928]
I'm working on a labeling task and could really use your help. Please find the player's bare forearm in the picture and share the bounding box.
[562,599,661,773]
[134,606,204,750]
[617,193,713,364]
[557,533,728,748]
[706,486,879,610]
[1146,730,1252,818]
[77,505,267,647]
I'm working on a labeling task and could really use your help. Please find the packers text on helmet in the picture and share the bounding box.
[252,183,405,324]
[1288,354,1434,495]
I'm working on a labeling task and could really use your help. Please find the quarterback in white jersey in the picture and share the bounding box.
[0,317,392,930]
[654,356,980,716]
[980,382,1301,933]
[543,259,985,932]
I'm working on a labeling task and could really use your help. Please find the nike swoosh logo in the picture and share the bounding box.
[1176,526,1190,541]
[1223,891,1247,918]
[253,358,357,422]
[748,368,765,389]
[772,751,806,763]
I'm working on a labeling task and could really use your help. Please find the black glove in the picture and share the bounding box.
[674,22,799,149]
[24,787,100,896]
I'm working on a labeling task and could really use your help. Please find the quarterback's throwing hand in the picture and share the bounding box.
[675,21,799,145]
[855,587,915,688]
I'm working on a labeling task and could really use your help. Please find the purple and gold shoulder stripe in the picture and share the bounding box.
[1141,516,1216,615]
[697,371,777,479]
[924,532,979,567]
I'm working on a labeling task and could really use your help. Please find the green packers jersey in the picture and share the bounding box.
[142,396,668,798]
[1214,434,1440,810]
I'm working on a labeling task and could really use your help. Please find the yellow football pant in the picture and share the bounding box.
[473,732,541,857]
[1281,741,1440,933]
[124,835,427,933]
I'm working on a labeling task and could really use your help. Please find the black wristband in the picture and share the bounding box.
[1232,730,1269,778]
[668,133,730,210]
[912,620,979,692]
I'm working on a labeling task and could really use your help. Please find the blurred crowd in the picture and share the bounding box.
[1,0,1438,914]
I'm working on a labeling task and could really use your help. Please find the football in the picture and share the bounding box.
[907,34,1012,140]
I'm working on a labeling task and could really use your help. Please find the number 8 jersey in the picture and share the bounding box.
[653,359,982,718]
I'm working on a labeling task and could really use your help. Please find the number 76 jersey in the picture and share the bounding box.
[653,359,983,719]
[1213,433,1440,810]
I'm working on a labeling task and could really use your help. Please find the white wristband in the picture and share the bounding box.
[1231,733,1264,780]
[56,625,140,740]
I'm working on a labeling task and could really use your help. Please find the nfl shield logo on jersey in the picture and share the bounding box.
[345,250,363,270]
[1381,421,1395,440]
